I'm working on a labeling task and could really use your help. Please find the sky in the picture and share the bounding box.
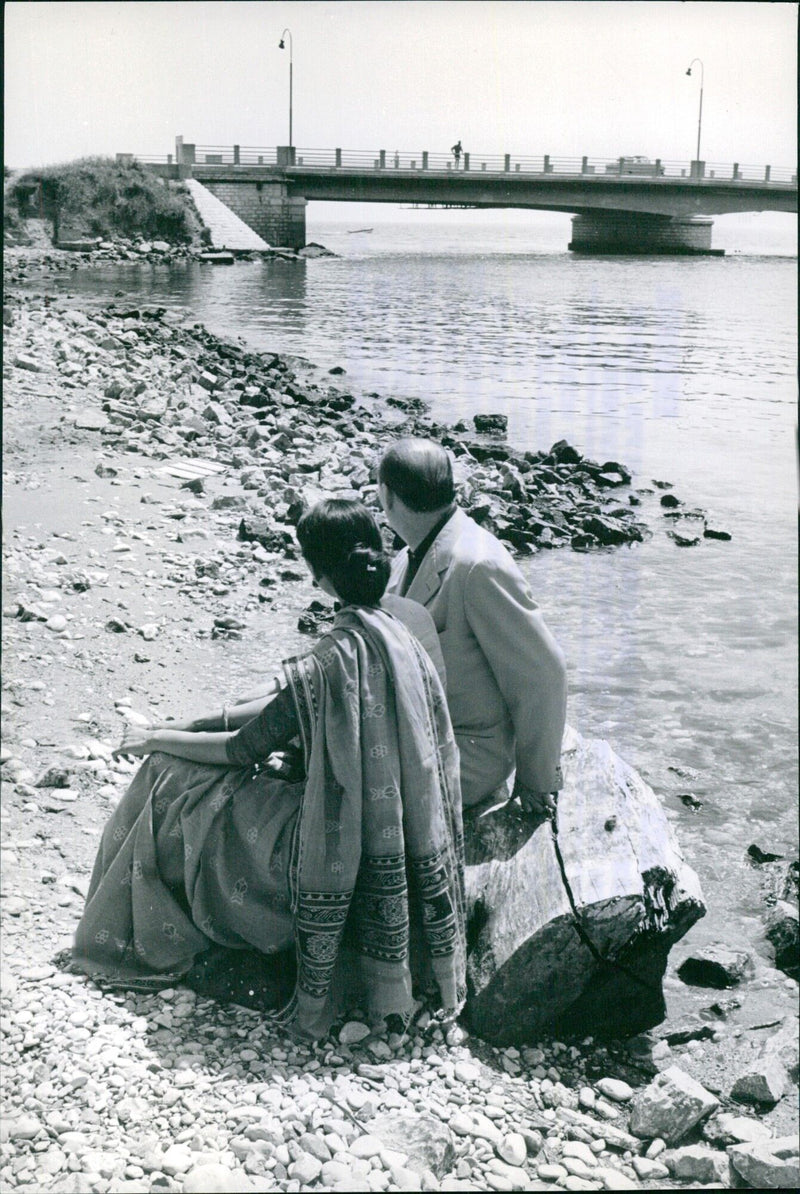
[4,1,797,170]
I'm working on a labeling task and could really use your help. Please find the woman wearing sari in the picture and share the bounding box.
[72,500,466,1040]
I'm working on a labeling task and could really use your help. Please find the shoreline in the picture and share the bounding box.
[2,266,797,1190]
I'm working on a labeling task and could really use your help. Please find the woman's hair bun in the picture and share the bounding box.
[339,544,390,604]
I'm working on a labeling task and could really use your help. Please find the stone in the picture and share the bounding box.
[183,1163,255,1192]
[7,1115,42,1141]
[562,1141,597,1167]
[663,1143,731,1184]
[367,1114,456,1177]
[730,1056,787,1105]
[677,943,753,988]
[496,1133,527,1167]
[595,1078,633,1102]
[203,401,231,425]
[765,901,799,977]
[289,1153,323,1183]
[161,1143,194,1175]
[350,1135,384,1159]
[703,1113,772,1146]
[14,353,44,372]
[474,414,508,435]
[628,1066,719,1144]
[464,732,704,1044]
[728,1139,800,1188]
[321,1160,354,1185]
[339,1021,371,1045]
[631,1156,670,1179]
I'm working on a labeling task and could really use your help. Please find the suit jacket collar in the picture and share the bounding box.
[405,507,468,606]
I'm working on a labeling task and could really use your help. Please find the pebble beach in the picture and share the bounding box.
[2,241,798,1192]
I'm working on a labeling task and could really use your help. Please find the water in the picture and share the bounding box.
[33,207,797,950]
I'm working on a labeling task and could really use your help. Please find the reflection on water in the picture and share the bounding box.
[30,221,798,948]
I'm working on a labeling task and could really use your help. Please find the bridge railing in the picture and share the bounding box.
[129,146,797,186]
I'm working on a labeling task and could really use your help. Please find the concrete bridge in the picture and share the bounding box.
[140,139,797,253]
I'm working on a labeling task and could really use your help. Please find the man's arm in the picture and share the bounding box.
[464,556,567,798]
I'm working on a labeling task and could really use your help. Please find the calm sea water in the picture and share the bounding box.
[34,208,798,950]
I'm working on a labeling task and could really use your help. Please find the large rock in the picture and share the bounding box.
[728,1138,800,1188]
[662,1143,731,1184]
[677,942,753,988]
[464,728,705,1043]
[628,1066,719,1144]
[183,1163,256,1192]
[765,901,799,978]
[365,1114,455,1178]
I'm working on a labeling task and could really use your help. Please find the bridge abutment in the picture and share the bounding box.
[568,212,722,255]
[201,179,307,249]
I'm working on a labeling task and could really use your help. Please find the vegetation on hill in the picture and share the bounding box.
[6,156,197,243]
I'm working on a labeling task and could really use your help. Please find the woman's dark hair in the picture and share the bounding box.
[296,499,391,606]
[378,437,455,512]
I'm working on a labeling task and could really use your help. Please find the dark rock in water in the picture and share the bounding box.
[677,944,753,989]
[596,471,628,488]
[181,477,204,494]
[765,902,799,979]
[365,1114,455,1179]
[703,525,732,541]
[660,493,681,508]
[329,365,346,375]
[548,439,582,466]
[668,529,701,547]
[462,441,511,464]
[582,514,636,546]
[473,413,508,435]
[748,843,784,864]
[463,729,705,1044]
[571,533,596,552]
[679,793,703,810]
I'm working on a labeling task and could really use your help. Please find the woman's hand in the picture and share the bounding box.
[114,724,157,758]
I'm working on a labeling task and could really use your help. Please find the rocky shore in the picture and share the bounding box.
[2,278,797,1193]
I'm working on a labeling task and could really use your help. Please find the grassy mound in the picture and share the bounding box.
[7,156,196,243]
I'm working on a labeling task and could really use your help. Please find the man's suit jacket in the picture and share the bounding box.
[388,508,567,806]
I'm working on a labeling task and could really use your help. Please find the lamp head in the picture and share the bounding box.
[685,67,692,76]
[279,38,285,49]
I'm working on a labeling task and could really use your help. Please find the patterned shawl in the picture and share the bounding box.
[277,604,466,1040]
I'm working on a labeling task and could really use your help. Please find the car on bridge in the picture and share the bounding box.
[604,156,665,176]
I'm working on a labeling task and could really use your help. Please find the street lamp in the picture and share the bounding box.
[685,58,704,165]
[279,29,293,147]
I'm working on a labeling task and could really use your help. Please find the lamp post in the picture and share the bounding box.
[685,58,704,166]
[279,28,293,147]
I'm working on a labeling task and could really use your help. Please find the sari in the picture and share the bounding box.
[72,606,466,1039]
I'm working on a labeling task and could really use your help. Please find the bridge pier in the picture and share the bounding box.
[568,212,722,256]
[200,179,306,249]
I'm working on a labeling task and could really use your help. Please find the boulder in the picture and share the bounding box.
[365,1115,455,1178]
[464,728,705,1043]
[728,1138,800,1188]
[677,943,753,988]
[730,1056,787,1106]
[628,1066,719,1144]
[473,413,508,435]
[765,901,799,978]
[662,1143,731,1184]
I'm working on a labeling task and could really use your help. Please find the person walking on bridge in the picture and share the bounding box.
[451,140,462,167]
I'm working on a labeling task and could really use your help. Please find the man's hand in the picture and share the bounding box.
[512,779,557,817]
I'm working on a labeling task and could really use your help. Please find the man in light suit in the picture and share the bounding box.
[379,438,567,814]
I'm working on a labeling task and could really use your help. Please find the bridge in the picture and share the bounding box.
[137,139,797,253]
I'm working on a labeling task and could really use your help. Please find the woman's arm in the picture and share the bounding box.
[148,679,281,734]
[116,724,232,765]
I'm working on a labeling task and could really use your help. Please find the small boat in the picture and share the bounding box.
[347,227,373,234]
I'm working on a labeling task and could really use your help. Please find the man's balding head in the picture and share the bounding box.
[378,438,455,512]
